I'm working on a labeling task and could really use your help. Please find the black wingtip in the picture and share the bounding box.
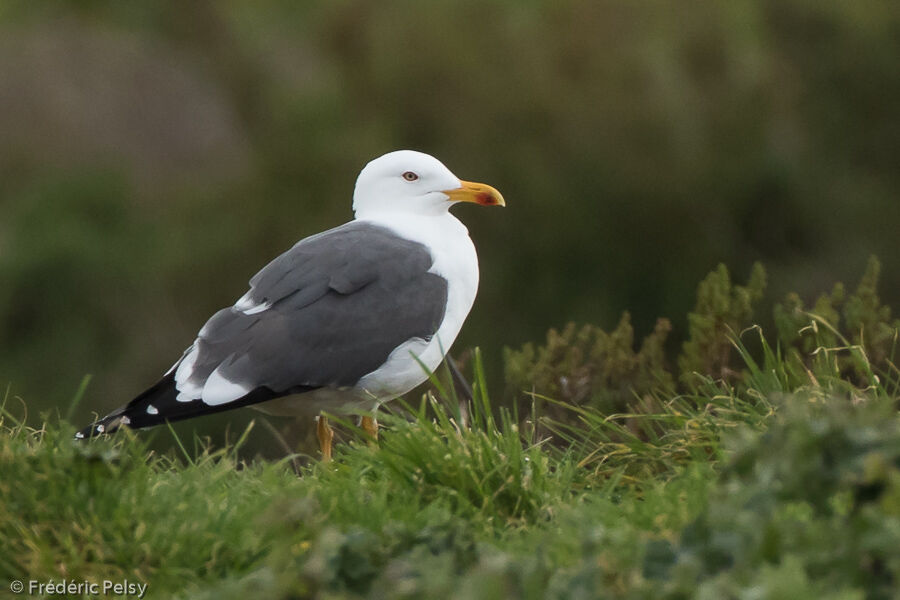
[73,372,179,440]
[74,412,132,440]
[73,371,292,440]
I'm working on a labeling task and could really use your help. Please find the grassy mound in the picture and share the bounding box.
[3,261,900,598]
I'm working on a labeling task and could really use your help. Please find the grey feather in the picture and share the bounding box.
[181,221,448,395]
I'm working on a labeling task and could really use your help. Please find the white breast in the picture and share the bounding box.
[353,211,479,401]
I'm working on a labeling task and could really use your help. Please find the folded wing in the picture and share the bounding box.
[77,222,448,437]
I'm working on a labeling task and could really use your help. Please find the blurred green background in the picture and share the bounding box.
[2,0,899,449]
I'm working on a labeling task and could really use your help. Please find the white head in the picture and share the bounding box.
[352,150,504,218]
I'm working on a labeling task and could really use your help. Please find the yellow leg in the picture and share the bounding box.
[316,415,334,461]
[361,415,378,441]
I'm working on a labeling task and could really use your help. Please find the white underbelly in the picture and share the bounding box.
[355,276,477,400]
[354,335,449,401]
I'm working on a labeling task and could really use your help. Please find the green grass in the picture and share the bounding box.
[3,318,900,598]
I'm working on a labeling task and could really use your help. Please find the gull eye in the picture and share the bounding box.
[402,171,419,182]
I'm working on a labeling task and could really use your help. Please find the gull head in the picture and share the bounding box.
[352,150,505,218]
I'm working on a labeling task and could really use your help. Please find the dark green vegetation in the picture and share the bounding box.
[3,262,900,598]
[2,1,900,454]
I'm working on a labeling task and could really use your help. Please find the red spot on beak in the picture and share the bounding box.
[443,180,506,207]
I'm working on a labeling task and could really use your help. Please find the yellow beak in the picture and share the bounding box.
[442,180,506,207]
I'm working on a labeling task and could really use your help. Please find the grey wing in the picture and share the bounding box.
[173,221,449,406]
[73,221,449,438]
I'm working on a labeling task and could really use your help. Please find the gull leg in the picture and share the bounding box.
[316,415,334,461]
[361,415,378,441]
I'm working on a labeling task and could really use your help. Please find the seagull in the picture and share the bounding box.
[76,150,505,459]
